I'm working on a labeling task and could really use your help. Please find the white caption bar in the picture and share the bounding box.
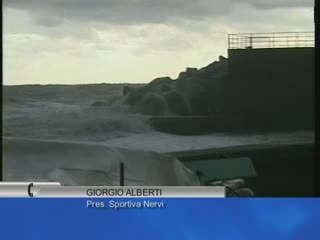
[0,182,225,198]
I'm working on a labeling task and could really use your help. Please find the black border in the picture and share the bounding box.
[0,0,3,181]
[315,0,319,196]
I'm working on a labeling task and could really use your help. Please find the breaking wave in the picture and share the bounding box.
[3,85,152,141]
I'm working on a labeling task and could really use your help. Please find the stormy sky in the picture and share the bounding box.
[3,0,314,85]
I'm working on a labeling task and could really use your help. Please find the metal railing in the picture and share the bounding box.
[228,32,314,49]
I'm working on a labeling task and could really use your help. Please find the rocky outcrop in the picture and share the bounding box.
[163,90,192,115]
[133,92,169,116]
[123,56,228,116]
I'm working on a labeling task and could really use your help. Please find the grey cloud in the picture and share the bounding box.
[239,0,313,9]
[4,0,314,27]
[34,15,65,27]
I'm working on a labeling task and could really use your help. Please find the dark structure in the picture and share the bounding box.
[163,32,315,196]
[169,141,314,197]
[225,32,314,131]
[149,32,315,134]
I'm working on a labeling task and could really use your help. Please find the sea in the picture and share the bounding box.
[3,84,313,154]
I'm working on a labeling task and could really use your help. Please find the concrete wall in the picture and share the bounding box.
[225,47,314,130]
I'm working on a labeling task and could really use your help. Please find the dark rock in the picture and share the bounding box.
[134,93,169,116]
[164,90,192,115]
[178,68,198,80]
[123,56,228,116]
[186,67,198,72]
[159,84,173,93]
[146,77,175,92]
[219,55,227,62]
[124,87,145,105]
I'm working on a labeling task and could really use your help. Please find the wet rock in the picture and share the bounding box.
[134,93,169,116]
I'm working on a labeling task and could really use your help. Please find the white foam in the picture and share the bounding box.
[3,84,314,153]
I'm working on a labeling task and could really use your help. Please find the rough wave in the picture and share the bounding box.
[3,85,152,141]
[3,84,314,153]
